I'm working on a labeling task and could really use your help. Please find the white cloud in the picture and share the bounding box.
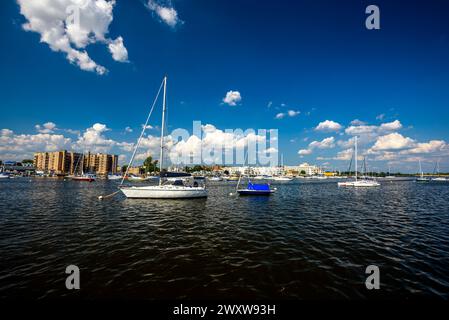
[287,110,300,117]
[75,122,116,153]
[345,124,378,135]
[333,148,353,161]
[0,128,71,160]
[298,149,312,156]
[350,119,366,126]
[35,122,57,133]
[147,0,182,27]
[17,0,128,74]
[370,133,415,151]
[379,120,402,132]
[376,113,386,121]
[402,140,447,154]
[1,129,13,136]
[108,36,128,62]
[315,120,343,132]
[297,137,335,156]
[275,113,285,119]
[125,126,133,133]
[222,90,242,106]
[344,120,402,137]
[309,137,335,149]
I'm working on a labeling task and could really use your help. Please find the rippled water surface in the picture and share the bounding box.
[1,178,449,299]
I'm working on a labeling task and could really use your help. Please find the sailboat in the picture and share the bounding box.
[0,165,9,179]
[384,164,396,180]
[236,150,275,196]
[416,160,430,183]
[271,154,293,182]
[431,160,449,183]
[120,76,208,199]
[67,153,96,182]
[338,136,380,187]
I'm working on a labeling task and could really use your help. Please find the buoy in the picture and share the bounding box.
[98,196,103,200]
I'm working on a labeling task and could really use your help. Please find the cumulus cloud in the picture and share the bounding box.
[370,133,415,151]
[35,122,57,133]
[345,124,378,135]
[147,0,182,27]
[108,36,128,62]
[74,122,117,153]
[379,120,402,132]
[315,120,343,132]
[0,128,72,160]
[275,110,300,120]
[350,119,366,126]
[275,113,285,120]
[309,137,335,149]
[287,110,300,117]
[297,137,335,156]
[222,90,242,106]
[17,0,128,74]
[403,140,446,154]
[298,149,312,156]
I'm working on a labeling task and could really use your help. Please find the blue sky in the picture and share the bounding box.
[1,0,449,172]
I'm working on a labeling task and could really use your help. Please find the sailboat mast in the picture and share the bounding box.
[355,136,358,181]
[159,76,167,186]
[419,160,423,178]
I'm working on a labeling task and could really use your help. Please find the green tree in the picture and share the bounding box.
[121,165,128,173]
[300,170,306,175]
[22,159,34,164]
[143,156,159,173]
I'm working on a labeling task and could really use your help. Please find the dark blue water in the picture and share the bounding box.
[1,178,449,299]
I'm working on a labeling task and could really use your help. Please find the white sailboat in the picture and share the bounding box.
[431,161,449,183]
[271,154,293,182]
[120,76,208,199]
[67,153,96,181]
[338,136,380,187]
[416,160,430,183]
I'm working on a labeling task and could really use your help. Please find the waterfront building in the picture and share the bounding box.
[222,163,322,176]
[33,151,118,175]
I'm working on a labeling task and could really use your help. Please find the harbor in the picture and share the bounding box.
[1,176,448,299]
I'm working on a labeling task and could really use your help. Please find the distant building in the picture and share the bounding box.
[126,166,144,175]
[284,163,322,176]
[33,151,118,175]
[222,163,322,176]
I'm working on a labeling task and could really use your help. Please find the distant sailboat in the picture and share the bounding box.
[338,136,380,187]
[416,160,430,183]
[431,160,449,183]
[236,149,275,195]
[120,76,208,199]
[67,153,96,182]
[271,153,293,182]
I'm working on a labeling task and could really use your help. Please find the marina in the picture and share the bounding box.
[1,177,448,299]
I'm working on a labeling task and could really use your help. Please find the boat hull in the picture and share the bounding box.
[237,189,274,196]
[70,177,95,182]
[120,186,208,199]
[338,180,380,187]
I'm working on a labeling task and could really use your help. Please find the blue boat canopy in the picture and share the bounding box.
[247,182,270,191]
